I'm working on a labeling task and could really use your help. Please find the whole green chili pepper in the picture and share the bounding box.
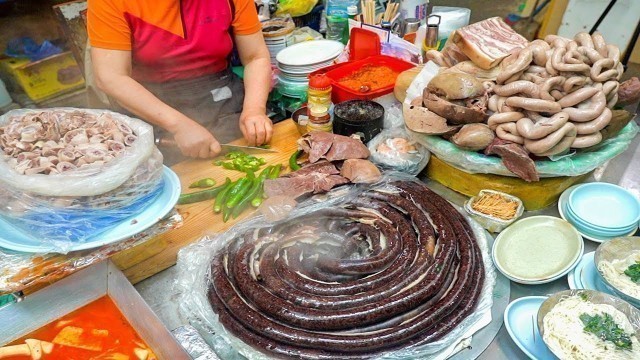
[289,150,302,171]
[178,178,229,205]
[213,180,235,213]
[226,178,253,209]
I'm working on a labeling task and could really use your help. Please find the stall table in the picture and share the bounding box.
[133,119,640,359]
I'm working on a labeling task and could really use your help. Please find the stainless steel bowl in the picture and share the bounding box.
[594,236,640,307]
[537,289,640,359]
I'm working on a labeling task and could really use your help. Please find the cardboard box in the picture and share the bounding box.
[0,51,85,102]
[0,260,190,359]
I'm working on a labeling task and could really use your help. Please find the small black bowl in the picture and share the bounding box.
[333,100,384,143]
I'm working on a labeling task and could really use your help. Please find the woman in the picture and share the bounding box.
[87,0,273,161]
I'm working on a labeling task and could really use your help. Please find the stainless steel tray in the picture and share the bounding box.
[0,259,190,359]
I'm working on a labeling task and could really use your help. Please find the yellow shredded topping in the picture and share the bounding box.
[471,193,518,220]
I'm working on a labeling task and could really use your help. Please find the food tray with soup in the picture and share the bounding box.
[0,260,189,360]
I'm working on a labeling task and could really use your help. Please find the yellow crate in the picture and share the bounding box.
[0,52,85,102]
[425,155,591,211]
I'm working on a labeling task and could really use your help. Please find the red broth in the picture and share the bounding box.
[5,296,156,360]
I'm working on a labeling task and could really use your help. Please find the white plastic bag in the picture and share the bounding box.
[368,127,430,175]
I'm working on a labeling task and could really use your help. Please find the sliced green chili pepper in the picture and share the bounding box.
[213,180,235,213]
[258,158,267,165]
[189,177,216,189]
[221,162,235,170]
[226,178,252,209]
[289,150,302,171]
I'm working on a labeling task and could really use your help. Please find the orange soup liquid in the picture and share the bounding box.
[6,296,154,360]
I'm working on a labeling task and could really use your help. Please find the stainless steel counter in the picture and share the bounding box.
[136,123,640,360]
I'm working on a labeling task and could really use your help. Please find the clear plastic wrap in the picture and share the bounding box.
[404,63,640,178]
[368,128,431,175]
[0,210,182,294]
[175,174,496,360]
[0,108,164,250]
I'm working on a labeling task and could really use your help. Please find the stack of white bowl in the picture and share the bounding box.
[275,40,344,98]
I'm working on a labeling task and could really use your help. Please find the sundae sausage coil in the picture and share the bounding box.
[207,181,484,359]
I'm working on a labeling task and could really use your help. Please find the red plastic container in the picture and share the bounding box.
[309,55,415,103]
[349,28,381,61]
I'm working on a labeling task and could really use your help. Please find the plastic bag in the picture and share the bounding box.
[368,128,430,175]
[175,173,496,360]
[287,26,323,45]
[0,108,164,251]
[5,37,62,62]
[275,0,318,17]
[404,64,640,178]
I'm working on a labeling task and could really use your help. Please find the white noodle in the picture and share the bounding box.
[542,296,640,360]
[598,251,640,299]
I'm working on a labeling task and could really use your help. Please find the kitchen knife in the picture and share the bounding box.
[155,138,277,153]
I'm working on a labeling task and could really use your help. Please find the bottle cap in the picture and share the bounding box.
[309,105,329,117]
[308,74,332,90]
[347,5,358,16]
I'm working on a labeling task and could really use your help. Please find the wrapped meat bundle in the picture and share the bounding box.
[0,108,164,252]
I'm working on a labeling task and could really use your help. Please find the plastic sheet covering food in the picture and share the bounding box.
[0,210,182,295]
[404,64,640,178]
[368,128,430,175]
[0,108,164,250]
[175,173,496,360]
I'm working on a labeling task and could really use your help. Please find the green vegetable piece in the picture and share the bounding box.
[189,178,216,189]
[268,164,282,179]
[226,178,252,209]
[232,177,262,218]
[213,160,223,166]
[213,180,234,213]
[226,151,245,159]
[624,262,640,283]
[258,158,267,165]
[178,179,230,205]
[251,195,263,208]
[222,203,233,222]
[221,162,235,170]
[289,150,302,171]
[580,313,633,350]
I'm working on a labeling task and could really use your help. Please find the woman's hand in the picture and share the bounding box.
[240,111,273,146]
[171,119,222,158]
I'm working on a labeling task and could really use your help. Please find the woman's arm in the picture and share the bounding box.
[234,31,273,146]
[91,47,222,158]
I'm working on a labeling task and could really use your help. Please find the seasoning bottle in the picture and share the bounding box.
[307,74,333,112]
[307,105,333,133]
[422,14,441,58]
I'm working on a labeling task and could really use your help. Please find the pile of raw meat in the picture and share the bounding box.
[265,132,381,199]
[0,110,137,175]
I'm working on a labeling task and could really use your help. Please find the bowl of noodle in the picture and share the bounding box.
[538,290,640,360]
[595,236,640,307]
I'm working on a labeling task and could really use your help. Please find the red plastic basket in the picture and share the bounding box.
[309,55,415,103]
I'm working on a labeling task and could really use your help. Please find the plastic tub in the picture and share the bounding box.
[310,55,415,103]
[465,190,524,233]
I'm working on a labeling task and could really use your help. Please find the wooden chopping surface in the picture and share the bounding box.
[111,119,300,284]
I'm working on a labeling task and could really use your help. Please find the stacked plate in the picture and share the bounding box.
[559,183,639,242]
[275,40,344,98]
[265,35,291,64]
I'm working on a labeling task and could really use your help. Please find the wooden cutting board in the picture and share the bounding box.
[111,120,301,284]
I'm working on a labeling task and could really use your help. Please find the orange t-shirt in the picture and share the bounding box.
[88,0,261,83]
